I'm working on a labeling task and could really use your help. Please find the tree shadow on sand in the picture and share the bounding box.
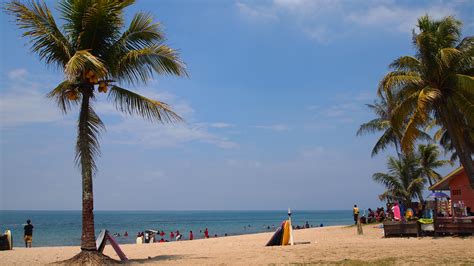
[128,254,210,264]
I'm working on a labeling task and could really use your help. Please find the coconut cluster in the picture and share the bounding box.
[84,70,108,93]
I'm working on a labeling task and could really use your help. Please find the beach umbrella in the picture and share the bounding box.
[426,191,449,200]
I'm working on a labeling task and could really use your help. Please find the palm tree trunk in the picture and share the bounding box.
[78,88,96,251]
[440,108,474,188]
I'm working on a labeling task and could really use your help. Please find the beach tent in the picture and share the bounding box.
[96,229,128,262]
[266,220,294,246]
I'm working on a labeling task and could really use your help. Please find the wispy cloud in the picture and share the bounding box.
[254,123,290,132]
[236,0,468,43]
[209,122,234,128]
[1,71,237,149]
[108,119,238,149]
[0,72,65,127]
[307,90,374,124]
[235,1,278,22]
[346,5,457,33]
[8,68,28,79]
[94,84,238,149]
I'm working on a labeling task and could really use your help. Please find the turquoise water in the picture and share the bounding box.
[0,210,352,247]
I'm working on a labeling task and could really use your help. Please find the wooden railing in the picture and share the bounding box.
[434,216,474,235]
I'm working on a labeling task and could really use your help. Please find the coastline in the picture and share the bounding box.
[2,225,473,265]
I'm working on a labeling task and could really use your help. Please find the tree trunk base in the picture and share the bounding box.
[54,250,120,265]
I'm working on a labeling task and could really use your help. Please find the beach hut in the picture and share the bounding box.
[429,166,474,211]
[429,166,474,235]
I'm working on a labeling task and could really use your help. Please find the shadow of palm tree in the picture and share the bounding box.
[126,254,194,264]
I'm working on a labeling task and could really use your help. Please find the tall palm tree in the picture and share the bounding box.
[417,144,452,187]
[7,0,187,260]
[379,15,474,187]
[373,155,425,206]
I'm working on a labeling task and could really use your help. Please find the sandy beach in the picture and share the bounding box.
[1,224,473,265]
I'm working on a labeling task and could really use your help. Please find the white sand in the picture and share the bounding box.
[1,225,473,265]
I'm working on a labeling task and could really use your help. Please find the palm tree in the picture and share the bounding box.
[7,0,187,261]
[379,15,474,187]
[373,155,425,206]
[417,144,452,187]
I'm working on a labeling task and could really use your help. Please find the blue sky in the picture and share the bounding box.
[0,0,473,211]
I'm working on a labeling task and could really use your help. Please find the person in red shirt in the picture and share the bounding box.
[189,231,194,240]
[170,231,175,240]
[204,228,209,238]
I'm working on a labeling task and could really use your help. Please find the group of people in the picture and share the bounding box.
[353,204,398,224]
[136,228,223,244]
[353,202,428,224]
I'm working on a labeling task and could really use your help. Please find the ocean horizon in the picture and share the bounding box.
[0,210,353,247]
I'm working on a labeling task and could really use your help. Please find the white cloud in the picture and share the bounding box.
[8,69,28,79]
[235,1,278,21]
[236,1,468,43]
[346,5,457,33]
[0,75,65,127]
[308,90,374,124]
[300,146,325,158]
[209,122,234,128]
[0,72,237,149]
[108,119,238,149]
[254,123,290,132]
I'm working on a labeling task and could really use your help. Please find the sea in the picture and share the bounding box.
[0,210,352,247]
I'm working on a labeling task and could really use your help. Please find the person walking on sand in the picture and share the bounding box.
[24,219,34,248]
[353,205,359,225]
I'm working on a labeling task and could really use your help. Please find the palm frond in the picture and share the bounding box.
[401,109,425,153]
[111,12,164,51]
[59,0,134,50]
[75,102,105,177]
[378,71,422,96]
[112,44,187,85]
[452,90,474,124]
[371,129,397,157]
[455,74,474,98]
[356,118,386,136]
[64,50,107,81]
[47,80,81,113]
[389,56,422,72]
[6,0,73,68]
[108,85,182,123]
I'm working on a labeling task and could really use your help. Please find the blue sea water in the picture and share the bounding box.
[0,210,352,247]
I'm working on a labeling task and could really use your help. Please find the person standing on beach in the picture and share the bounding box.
[24,219,34,248]
[204,228,209,238]
[353,205,359,225]
[189,231,194,240]
[170,231,175,241]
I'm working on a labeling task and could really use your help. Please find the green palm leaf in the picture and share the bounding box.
[108,85,182,123]
[6,0,73,68]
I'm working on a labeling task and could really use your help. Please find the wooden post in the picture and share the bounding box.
[357,216,363,235]
[288,208,294,245]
